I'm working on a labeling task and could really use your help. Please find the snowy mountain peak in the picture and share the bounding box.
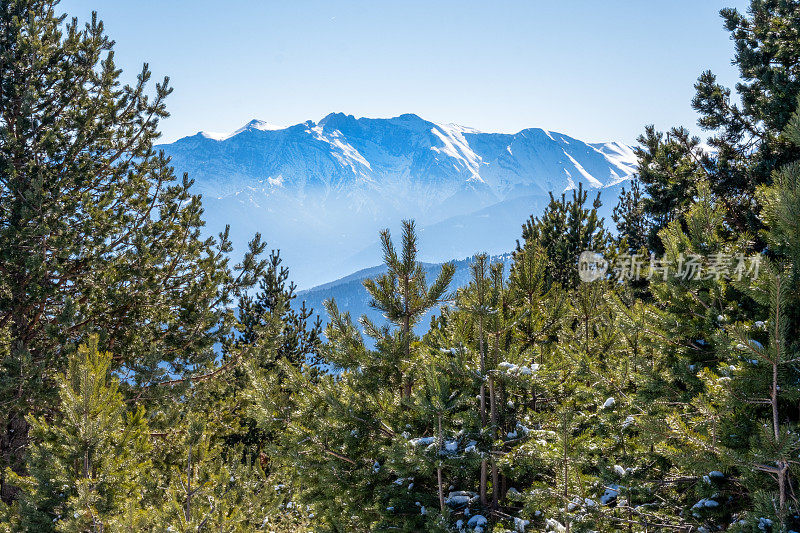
[169,112,639,210]
[159,113,639,286]
[171,113,637,196]
[318,112,358,129]
[199,119,283,141]
[241,118,283,131]
[444,123,484,135]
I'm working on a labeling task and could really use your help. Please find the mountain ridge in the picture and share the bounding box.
[157,113,637,287]
[295,253,517,341]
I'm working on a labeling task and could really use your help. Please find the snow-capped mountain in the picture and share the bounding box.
[158,113,637,287]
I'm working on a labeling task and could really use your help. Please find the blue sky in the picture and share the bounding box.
[60,0,749,144]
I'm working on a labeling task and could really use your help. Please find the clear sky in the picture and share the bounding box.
[59,0,750,145]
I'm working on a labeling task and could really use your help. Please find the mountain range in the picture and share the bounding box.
[157,113,638,288]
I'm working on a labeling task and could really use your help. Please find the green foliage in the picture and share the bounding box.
[147,411,296,532]
[635,125,710,249]
[517,183,612,290]
[362,219,455,399]
[6,1,800,532]
[237,250,323,367]
[0,0,266,499]
[637,0,800,243]
[612,178,649,252]
[8,337,151,531]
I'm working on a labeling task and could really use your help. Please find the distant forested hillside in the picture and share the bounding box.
[295,253,515,340]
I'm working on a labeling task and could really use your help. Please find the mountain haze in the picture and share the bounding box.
[158,113,637,287]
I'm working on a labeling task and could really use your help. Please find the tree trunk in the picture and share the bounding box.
[489,378,497,426]
[772,361,780,442]
[437,415,445,513]
[438,466,445,513]
[186,444,192,521]
[0,413,28,503]
[403,276,412,400]
[479,316,487,506]
[563,415,570,533]
[403,314,411,399]
[491,458,499,509]
[479,317,486,425]
[489,375,498,509]
[480,459,487,506]
[772,278,785,515]
[772,359,787,514]
[489,331,498,427]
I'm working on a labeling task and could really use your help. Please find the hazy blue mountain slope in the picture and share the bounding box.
[295,254,515,341]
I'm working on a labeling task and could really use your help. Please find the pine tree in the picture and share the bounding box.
[612,178,649,252]
[658,260,800,531]
[7,337,151,531]
[237,250,323,368]
[684,94,800,531]
[626,100,800,531]
[412,364,463,515]
[136,251,319,531]
[148,410,298,532]
[758,95,800,342]
[517,184,612,290]
[507,242,566,360]
[499,278,621,533]
[609,188,754,529]
[635,126,709,250]
[485,261,514,511]
[249,221,457,531]
[459,254,493,506]
[637,0,800,242]
[641,183,754,404]
[0,0,266,500]
[363,219,455,399]
[219,249,323,460]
